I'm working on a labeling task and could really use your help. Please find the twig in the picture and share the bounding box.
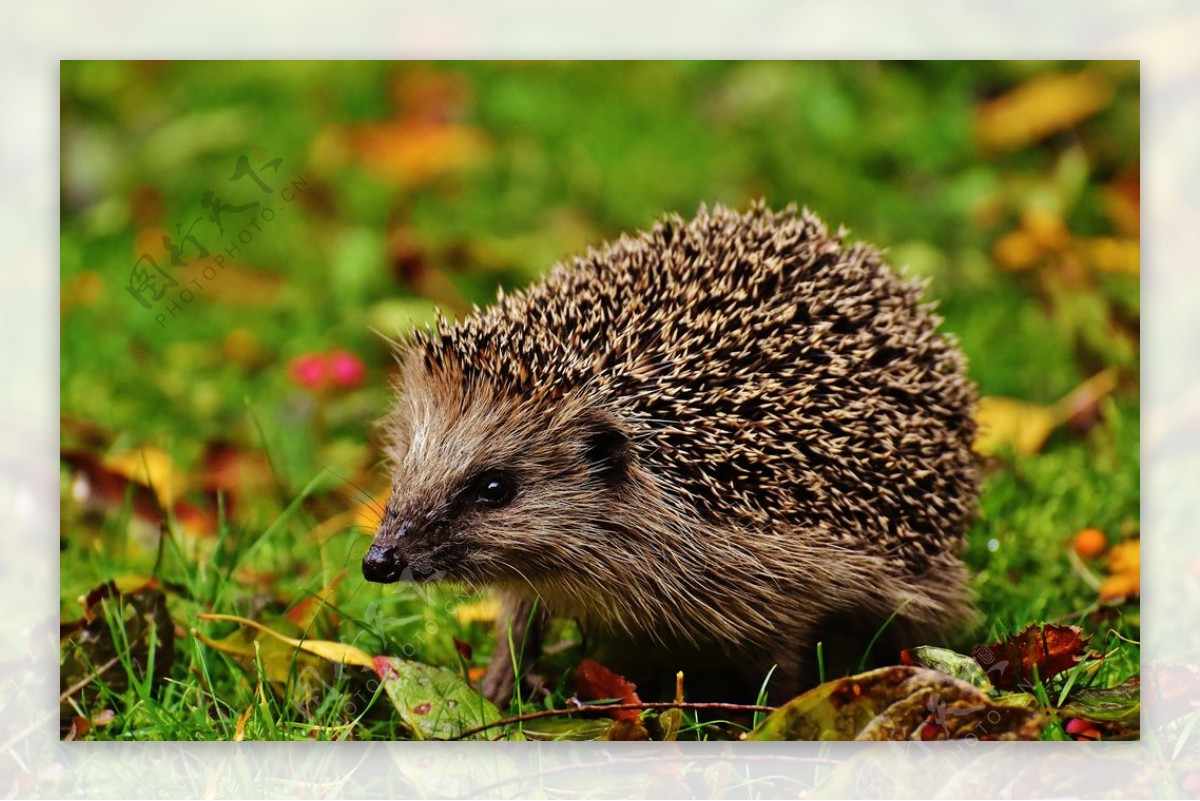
[59,654,122,704]
[448,699,776,741]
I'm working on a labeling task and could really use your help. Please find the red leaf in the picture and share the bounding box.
[573,658,642,722]
[971,624,1090,690]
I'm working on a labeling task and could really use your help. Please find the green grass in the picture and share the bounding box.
[59,60,1139,741]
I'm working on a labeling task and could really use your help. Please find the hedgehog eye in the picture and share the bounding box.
[471,469,517,508]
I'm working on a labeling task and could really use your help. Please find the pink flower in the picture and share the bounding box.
[290,353,329,391]
[329,349,366,389]
[289,350,367,392]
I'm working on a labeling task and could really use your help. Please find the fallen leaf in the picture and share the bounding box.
[744,666,1045,741]
[974,369,1118,457]
[372,655,501,740]
[61,448,217,538]
[604,718,651,741]
[976,70,1114,152]
[971,624,1090,691]
[573,658,643,722]
[63,716,90,741]
[520,718,613,741]
[197,612,374,668]
[61,449,164,525]
[104,447,183,507]
[60,581,175,731]
[453,597,501,627]
[1058,678,1140,732]
[900,646,995,693]
[973,397,1061,457]
[346,121,490,187]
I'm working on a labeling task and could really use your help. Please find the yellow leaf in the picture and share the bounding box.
[453,597,500,626]
[197,612,375,669]
[974,370,1118,457]
[105,447,184,508]
[976,70,1114,152]
[992,230,1042,272]
[974,397,1062,457]
[1078,237,1140,276]
[354,489,391,532]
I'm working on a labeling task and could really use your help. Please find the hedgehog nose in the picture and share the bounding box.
[362,542,407,584]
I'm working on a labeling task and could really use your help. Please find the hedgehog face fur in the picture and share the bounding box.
[364,202,980,701]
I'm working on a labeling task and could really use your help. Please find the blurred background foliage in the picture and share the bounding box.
[59,61,1139,739]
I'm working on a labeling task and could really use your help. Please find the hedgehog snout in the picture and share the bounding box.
[362,540,407,583]
[362,518,436,583]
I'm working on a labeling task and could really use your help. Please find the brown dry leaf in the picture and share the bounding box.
[976,70,1115,152]
[61,449,165,526]
[63,716,90,741]
[60,581,175,730]
[604,718,651,741]
[573,658,643,722]
[345,121,490,186]
[746,666,1045,741]
[970,624,1090,691]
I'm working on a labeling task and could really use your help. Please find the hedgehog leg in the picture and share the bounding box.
[481,592,548,707]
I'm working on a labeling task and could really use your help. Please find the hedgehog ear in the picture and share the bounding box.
[581,414,631,487]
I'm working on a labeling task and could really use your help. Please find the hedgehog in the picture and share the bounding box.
[362,202,979,706]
